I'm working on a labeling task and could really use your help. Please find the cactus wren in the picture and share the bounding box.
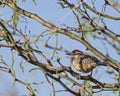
[66,50,106,73]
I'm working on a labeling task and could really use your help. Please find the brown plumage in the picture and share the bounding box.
[66,50,106,73]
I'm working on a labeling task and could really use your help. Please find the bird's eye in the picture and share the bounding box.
[76,53,81,55]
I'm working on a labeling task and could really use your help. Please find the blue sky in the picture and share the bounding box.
[0,0,119,96]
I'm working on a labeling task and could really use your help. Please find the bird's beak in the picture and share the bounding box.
[66,52,71,55]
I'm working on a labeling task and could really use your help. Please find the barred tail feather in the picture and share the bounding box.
[98,62,107,66]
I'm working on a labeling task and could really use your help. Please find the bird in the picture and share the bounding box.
[66,49,106,73]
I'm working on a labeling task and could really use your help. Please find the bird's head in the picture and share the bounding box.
[66,50,83,56]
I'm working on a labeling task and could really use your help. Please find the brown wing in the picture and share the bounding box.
[79,55,98,64]
[79,55,98,72]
